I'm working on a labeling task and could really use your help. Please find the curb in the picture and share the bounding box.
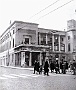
[0,65,34,71]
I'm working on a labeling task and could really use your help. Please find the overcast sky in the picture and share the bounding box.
[0,0,76,35]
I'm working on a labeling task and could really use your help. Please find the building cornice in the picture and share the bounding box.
[0,21,39,38]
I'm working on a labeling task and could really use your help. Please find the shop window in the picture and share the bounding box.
[68,43,70,51]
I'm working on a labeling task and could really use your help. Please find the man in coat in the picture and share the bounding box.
[50,61,55,73]
[44,59,49,76]
[72,60,76,75]
[33,60,37,74]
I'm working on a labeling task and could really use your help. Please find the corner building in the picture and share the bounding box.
[0,20,75,67]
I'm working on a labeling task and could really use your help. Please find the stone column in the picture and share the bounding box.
[40,52,42,65]
[59,35,60,51]
[58,54,61,69]
[21,52,25,66]
[29,52,32,66]
[36,31,38,45]
[38,32,41,45]
[13,53,15,66]
[46,34,48,45]
[52,34,54,51]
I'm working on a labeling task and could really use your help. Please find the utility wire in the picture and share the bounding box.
[27,0,60,20]
[33,0,74,22]
[1,0,74,41]
[13,0,74,33]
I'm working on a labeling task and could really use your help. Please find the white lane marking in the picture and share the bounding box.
[10,74,29,78]
[10,73,41,78]
[0,73,72,80]
[0,76,8,79]
[20,74,41,77]
[2,74,17,78]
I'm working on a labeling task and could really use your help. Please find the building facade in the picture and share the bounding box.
[66,19,76,62]
[0,20,76,67]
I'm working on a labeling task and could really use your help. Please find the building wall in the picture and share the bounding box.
[66,19,76,61]
[66,31,73,53]
[1,20,76,66]
[67,19,76,31]
[72,31,76,52]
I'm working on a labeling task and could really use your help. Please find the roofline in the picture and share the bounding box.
[0,21,16,37]
[0,21,39,37]
[38,28,65,32]
[67,19,76,22]
[66,29,76,32]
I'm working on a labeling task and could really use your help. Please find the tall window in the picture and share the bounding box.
[25,38,29,44]
[62,38,64,41]
[43,36,46,41]
[10,41,11,48]
[13,30,15,34]
[68,43,70,51]
[13,39,14,48]
[68,36,70,40]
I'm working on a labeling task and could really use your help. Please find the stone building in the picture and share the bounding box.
[66,19,76,62]
[0,20,76,67]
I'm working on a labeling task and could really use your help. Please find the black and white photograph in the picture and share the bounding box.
[0,0,76,90]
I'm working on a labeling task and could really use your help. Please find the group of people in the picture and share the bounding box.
[33,59,76,76]
[33,60,49,76]
[70,60,76,75]
[50,60,68,74]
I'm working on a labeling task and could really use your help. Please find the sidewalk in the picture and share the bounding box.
[0,65,74,75]
[0,65,34,71]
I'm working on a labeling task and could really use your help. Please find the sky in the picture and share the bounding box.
[0,0,76,35]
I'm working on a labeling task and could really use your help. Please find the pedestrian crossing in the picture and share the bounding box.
[0,73,42,80]
[0,73,72,80]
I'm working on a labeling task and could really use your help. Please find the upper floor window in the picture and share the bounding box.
[68,36,70,40]
[10,41,11,48]
[43,36,46,41]
[10,32,11,36]
[25,38,29,44]
[62,38,64,41]
[13,38,14,48]
[13,30,15,34]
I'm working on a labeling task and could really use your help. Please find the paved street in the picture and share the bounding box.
[0,66,76,90]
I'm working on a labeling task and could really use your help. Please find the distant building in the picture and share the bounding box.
[66,19,76,62]
[0,20,76,67]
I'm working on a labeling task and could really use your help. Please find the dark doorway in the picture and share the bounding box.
[32,52,39,66]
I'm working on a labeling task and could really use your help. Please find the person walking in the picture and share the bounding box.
[55,60,59,74]
[36,61,40,74]
[72,60,76,75]
[44,59,49,76]
[65,61,68,73]
[62,61,66,74]
[39,65,43,74]
[60,60,64,74]
[33,60,37,74]
[50,61,55,73]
